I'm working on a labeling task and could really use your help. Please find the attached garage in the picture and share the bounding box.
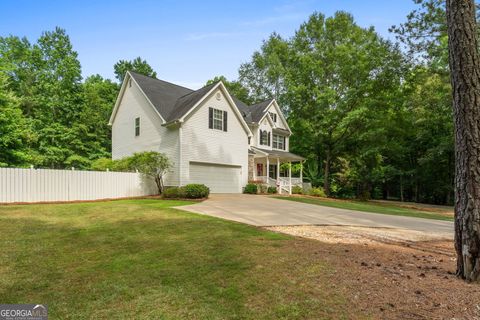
[189,162,242,193]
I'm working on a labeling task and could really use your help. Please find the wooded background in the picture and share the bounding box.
[0,0,457,204]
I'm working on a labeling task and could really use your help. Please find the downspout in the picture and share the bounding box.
[178,124,183,186]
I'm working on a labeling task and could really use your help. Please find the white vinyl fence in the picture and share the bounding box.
[0,167,157,203]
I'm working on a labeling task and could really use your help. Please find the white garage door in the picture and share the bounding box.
[189,162,241,193]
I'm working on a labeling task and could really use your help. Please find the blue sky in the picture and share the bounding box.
[1,0,416,88]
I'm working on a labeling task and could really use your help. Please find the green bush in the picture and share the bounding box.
[244,183,258,194]
[309,187,326,197]
[163,187,186,199]
[258,184,268,194]
[90,157,114,171]
[267,186,277,194]
[292,185,303,194]
[183,184,210,199]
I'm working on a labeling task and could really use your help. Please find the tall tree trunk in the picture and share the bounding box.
[323,149,331,196]
[446,0,480,281]
[400,175,404,202]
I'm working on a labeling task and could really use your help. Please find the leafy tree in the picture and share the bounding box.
[80,74,119,155]
[239,33,289,106]
[113,57,157,82]
[0,71,32,167]
[0,28,119,169]
[124,151,172,194]
[390,0,448,65]
[205,76,253,104]
[240,12,405,196]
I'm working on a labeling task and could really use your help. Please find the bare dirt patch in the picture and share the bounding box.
[266,226,479,319]
[267,225,452,244]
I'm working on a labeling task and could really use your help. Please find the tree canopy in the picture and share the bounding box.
[114,57,157,82]
[0,27,158,169]
[236,9,455,204]
[205,75,253,105]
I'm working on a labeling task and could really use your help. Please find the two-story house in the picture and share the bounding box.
[109,71,304,194]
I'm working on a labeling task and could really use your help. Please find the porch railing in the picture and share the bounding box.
[254,176,302,187]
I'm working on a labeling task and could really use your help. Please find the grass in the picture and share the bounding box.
[274,196,453,221]
[0,199,353,319]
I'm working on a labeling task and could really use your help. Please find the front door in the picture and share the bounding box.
[269,164,277,179]
[256,163,263,177]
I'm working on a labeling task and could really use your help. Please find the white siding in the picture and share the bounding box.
[111,82,180,186]
[0,168,157,203]
[266,103,287,130]
[180,88,249,190]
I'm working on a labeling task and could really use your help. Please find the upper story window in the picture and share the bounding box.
[269,112,277,123]
[209,107,227,132]
[272,134,286,150]
[260,130,270,146]
[135,117,140,136]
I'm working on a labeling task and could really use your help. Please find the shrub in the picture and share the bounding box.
[309,187,326,197]
[163,187,186,199]
[258,184,268,194]
[267,186,277,194]
[244,183,258,194]
[292,185,303,194]
[183,184,210,199]
[90,157,114,171]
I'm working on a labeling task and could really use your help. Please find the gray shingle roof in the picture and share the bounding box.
[231,96,252,123]
[128,71,275,125]
[167,82,217,121]
[129,71,193,121]
[252,147,305,161]
[249,100,273,122]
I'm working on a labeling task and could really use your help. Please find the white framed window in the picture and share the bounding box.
[260,130,270,146]
[135,117,140,136]
[209,107,227,132]
[213,108,223,130]
[272,134,285,150]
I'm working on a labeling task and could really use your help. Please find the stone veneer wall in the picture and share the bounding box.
[248,155,254,181]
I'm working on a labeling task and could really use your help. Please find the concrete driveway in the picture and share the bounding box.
[179,194,453,237]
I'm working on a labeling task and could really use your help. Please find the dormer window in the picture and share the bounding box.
[269,112,277,123]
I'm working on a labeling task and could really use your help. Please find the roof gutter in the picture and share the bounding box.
[162,119,183,127]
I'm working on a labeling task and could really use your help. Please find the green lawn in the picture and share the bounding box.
[274,196,453,221]
[0,199,353,319]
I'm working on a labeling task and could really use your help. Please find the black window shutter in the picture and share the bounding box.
[283,136,286,150]
[268,132,271,146]
[260,130,263,145]
[208,108,213,129]
[223,111,227,131]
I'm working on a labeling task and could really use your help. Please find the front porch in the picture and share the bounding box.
[249,147,305,194]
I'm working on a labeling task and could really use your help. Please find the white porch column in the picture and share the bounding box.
[277,158,281,194]
[288,161,292,195]
[266,157,270,182]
